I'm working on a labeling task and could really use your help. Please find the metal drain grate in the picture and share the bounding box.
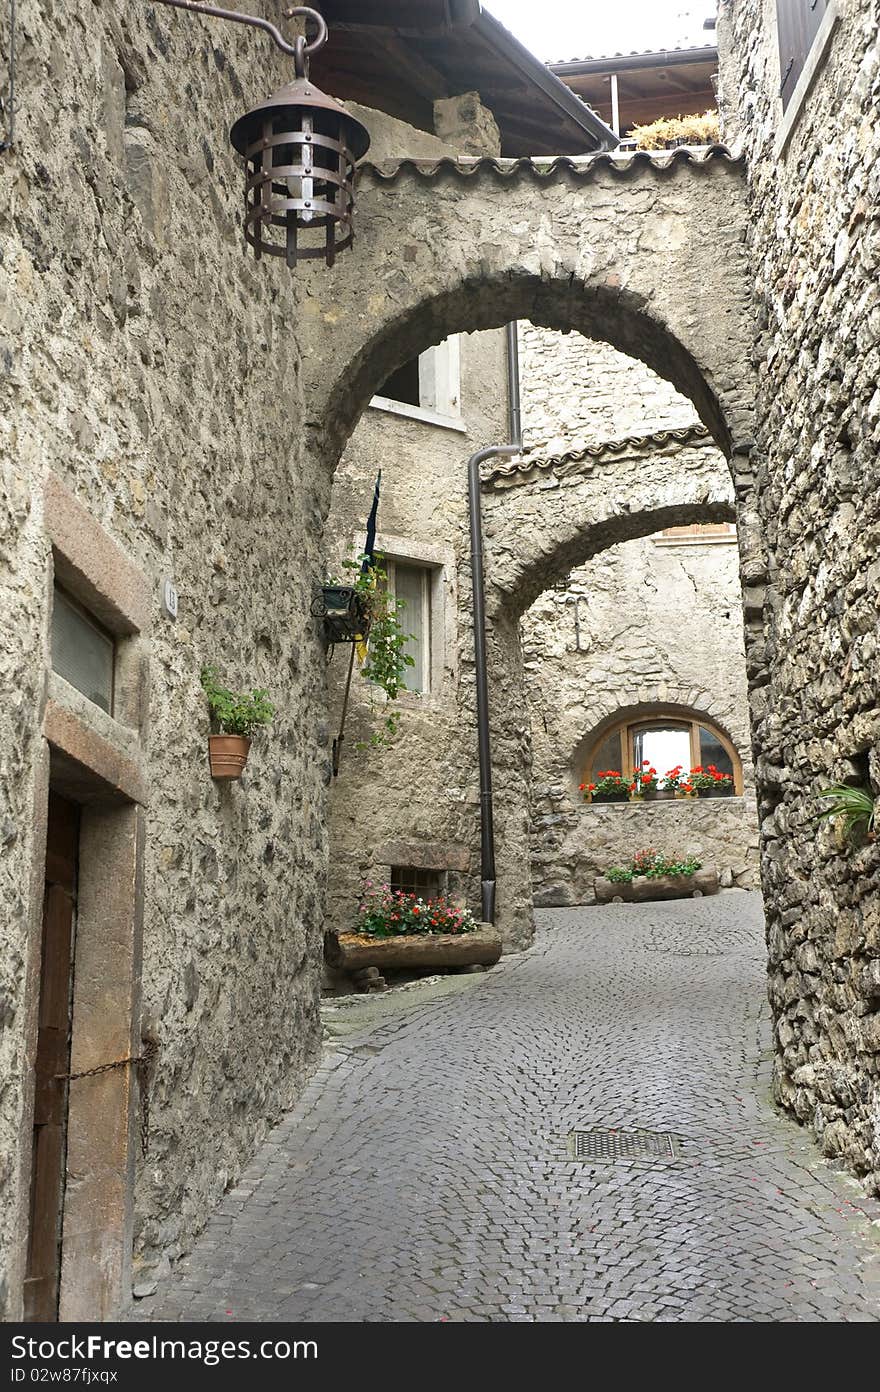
[568,1128,679,1162]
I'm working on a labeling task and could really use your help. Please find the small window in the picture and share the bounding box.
[376,337,461,419]
[698,725,735,782]
[585,708,742,794]
[390,866,441,898]
[380,358,421,408]
[776,0,828,110]
[590,728,623,777]
[632,723,691,775]
[51,587,115,715]
[385,559,433,694]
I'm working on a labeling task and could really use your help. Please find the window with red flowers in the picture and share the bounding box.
[584,709,742,795]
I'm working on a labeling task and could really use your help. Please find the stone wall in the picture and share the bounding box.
[516,327,759,904]
[0,1,512,1316]
[718,0,880,1194]
[517,322,701,458]
[0,0,336,1312]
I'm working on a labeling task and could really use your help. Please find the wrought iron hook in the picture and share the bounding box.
[151,2,328,65]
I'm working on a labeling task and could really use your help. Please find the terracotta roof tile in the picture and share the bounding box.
[482,424,715,485]
[359,145,741,182]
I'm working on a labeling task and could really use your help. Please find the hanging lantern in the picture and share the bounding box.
[151,4,370,269]
[229,13,371,269]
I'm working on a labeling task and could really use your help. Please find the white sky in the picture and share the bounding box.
[484,1,715,62]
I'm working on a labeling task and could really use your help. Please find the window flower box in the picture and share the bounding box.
[580,772,630,803]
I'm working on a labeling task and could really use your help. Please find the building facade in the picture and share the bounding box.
[323,321,509,944]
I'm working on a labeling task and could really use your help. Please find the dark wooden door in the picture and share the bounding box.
[23,793,79,1323]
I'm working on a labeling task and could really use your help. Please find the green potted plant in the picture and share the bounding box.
[200,666,275,780]
[580,771,630,804]
[817,784,876,847]
[357,558,415,745]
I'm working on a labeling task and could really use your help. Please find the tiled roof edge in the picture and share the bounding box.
[482,424,715,484]
[359,145,742,182]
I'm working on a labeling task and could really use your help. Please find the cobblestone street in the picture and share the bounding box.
[138,895,880,1322]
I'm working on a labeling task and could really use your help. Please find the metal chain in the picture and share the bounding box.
[56,1040,160,1159]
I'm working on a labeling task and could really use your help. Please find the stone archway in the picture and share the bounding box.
[477,480,742,946]
[480,441,736,618]
[306,151,761,948]
[301,151,755,477]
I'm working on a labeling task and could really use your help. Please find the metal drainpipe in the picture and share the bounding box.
[467,321,523,925]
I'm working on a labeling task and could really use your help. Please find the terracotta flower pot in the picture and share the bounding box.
[208,734,251,780]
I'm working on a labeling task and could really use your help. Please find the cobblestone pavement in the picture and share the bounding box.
[137,895,880,1322]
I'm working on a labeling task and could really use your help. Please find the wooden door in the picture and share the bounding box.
[23,793,79,1323]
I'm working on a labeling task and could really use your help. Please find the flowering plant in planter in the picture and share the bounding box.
[633,849,702,878]
[663,765,686,792]
[355,884,478,939]
[609,848,703,880]
[580,771,630,801]
[634,763,660,794]
[688,765,734,795]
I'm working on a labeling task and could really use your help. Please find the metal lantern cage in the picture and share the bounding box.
[153,3,370,269]
[229,46,371,268]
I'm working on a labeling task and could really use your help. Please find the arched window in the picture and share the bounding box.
[584,707,743,795]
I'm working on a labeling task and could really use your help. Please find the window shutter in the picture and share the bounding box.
[777,0,828,111]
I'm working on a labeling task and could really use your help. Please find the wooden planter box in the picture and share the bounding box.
[324,925,502,972]
[594,868,720,904]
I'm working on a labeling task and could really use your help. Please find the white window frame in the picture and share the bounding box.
[774,0,841,158]
[370,336,465,433]
[385,557,433,695]
[368,533,455,703]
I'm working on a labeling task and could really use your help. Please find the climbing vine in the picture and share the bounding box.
[339,555,415,745]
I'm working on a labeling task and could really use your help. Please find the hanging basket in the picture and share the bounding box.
[312,585,370,644]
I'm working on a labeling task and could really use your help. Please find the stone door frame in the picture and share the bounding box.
[13,475,150,1322]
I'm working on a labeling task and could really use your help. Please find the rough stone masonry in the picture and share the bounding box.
[719,0,880,1195]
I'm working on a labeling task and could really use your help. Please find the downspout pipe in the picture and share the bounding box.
[468,321,523,925]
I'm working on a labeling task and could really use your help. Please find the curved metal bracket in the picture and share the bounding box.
[151,2,327,66]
